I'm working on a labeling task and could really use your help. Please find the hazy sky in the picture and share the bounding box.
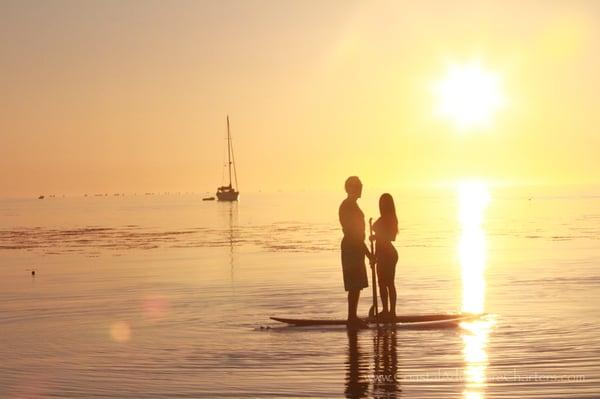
[1,0,599,197]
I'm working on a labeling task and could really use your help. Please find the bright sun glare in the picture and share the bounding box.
[435,60,505,131]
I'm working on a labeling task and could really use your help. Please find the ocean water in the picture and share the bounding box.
[1,187,599,398]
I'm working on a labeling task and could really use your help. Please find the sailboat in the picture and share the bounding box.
[216,115,239,201]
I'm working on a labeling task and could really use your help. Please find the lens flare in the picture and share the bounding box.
[110,321,131,343]
[142,295,170,321]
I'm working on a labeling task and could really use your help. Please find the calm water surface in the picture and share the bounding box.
[1,187,599,398]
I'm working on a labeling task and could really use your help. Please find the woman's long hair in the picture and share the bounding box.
[379,193,398,239]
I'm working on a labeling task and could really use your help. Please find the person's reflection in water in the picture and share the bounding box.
[345,328,401,398]
[345,329,369,398]
[372,327,401,399]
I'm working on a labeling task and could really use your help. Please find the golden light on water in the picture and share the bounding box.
[462,317,495,399]
[435,60,505,131]
[458,181,490,314]
[458,180,493,399]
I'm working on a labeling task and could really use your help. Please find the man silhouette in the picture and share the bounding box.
[339,176,373,328]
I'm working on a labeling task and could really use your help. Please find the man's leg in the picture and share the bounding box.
[347,289,360,321]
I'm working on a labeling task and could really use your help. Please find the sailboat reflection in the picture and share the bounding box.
[345,328,401,399]
[457,181,493,399]
[218,201,238,281]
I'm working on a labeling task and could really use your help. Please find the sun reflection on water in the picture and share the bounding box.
[457,181,492,399]
[458,181,489,314]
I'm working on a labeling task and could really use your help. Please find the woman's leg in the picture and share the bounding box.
[379,282,389,314]
[388,250,398,317]
[389,285,397,317]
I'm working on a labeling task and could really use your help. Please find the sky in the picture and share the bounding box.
[1,0,599,197]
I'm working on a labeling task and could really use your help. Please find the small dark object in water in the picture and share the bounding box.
[38,195,44,200]
[31,270,35,276]
[202,197,216,201]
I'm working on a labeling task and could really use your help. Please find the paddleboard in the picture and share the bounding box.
[270,313,482,327]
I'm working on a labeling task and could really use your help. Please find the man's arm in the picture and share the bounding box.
[364,242,375,263]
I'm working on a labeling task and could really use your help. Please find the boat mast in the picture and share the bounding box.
[226,115,232,188]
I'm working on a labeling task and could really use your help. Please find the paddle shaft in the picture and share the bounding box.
[369,218,378,326]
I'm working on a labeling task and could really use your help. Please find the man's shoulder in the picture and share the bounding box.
[339,198,354,212]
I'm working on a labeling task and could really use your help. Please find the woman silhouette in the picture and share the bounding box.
[372,193,399,320]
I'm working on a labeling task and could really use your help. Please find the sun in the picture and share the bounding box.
[434,60,505,131]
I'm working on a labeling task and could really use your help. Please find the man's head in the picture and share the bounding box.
[344,176,362,199]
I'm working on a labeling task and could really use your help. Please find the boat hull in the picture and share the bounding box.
[216,190,239,201]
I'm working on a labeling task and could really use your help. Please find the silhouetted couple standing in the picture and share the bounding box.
[339,176,398,328]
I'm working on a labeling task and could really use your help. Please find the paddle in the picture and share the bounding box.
[368,218,379,326]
